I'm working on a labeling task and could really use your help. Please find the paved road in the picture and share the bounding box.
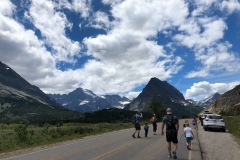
[197,123,240,160]
[0,119,201,160]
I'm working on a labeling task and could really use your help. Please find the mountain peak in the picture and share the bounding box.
[196,92,221,108]
[124,77,201,116]
[144,77,185,100]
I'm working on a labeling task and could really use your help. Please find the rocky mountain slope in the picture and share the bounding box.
[0,61,81,122]
[187,93,221,108]
[124,77,202,117]
[206,84,240,114]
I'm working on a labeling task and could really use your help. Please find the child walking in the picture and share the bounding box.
[181,123,195,150]
[144,123,149,137]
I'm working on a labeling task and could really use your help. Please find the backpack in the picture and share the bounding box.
[132,114,136,124]
[150,117,154,123]
[165,115,176,131]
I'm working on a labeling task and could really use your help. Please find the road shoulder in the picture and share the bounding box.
[198,123,240,160]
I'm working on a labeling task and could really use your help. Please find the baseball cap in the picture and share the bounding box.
[166,108,172,114]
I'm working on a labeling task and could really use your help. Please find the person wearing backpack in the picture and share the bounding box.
[150,113,157,135]
[132,111,143,138]
[161,108,179,159]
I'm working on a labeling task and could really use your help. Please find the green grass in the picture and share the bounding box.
[224,116,240,144]
[0,122,133,154]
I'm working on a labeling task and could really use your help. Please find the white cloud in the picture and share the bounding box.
[125,91,141,100]
[79,0,188,95]
[0,0,15,16]
[185,81,240,100]
[55,0,92,18]
[220,0,240,14]
[0,0,82,94]
[0,4,53,79]
[88,11,112,31]
[27,0,81,62]
[0,0,240,101]
[185,42,240,78]
[175,3,240,78]
[70,0,92,18]
[175,18,227,48]
[82,28,183,95]
[102,0,123,6]
[111,0,188,37]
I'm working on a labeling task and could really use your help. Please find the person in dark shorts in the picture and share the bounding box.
[150,113,158,135]
[132,112,143,138]
[161,108,179,159]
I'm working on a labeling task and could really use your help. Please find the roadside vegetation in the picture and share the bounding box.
[0,108,152,154]
[0,122,133,153]
[0,101,190,154]
[223,115,240,145]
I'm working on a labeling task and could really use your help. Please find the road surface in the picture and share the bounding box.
[198,122,240,160]
[0,119,201,160]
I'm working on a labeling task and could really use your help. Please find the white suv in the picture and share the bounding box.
[203,114,225,132]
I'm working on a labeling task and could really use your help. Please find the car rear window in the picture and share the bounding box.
[209,115,222,119]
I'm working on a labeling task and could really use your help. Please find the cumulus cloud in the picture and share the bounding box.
[185,81,240,100]
[0,0,15,16]
[0,0,240,101]
[56,0,92,18]
[0,0,81,94]
[88,11,112,31]
[125,91,141,100]
[26,0,81,62]
[220,0,240,14]
[174,1,240,78]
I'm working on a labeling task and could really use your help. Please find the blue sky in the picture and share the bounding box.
[0,0,240,101]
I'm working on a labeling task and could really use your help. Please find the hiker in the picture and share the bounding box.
[161,108,179,159]
[144,122,149,137]
[132,111,143,138]
[192,117,197,129]
[198,115,203,126]
[150,113,157,135]
[183,123,186,129]
[180,123,195,150]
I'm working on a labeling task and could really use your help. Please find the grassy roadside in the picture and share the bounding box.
[0,122,133,154]
[223,116,240,145]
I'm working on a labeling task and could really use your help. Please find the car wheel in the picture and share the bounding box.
[222,128,226,132]
[203,126,207,131]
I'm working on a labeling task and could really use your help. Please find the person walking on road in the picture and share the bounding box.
[198,115,203,126]
[161,108,179,159]
[144,123,149,137]
[150,113,158,135]
[132,111,143,138]
[192,117,197,129]
[180,123,195,150]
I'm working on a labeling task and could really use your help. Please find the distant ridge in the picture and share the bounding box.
[187,93,221,108]
[48,88,130,112]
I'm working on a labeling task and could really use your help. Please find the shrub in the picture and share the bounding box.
[14,123,28,141]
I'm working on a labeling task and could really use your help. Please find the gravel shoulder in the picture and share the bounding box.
[197,123,240,160]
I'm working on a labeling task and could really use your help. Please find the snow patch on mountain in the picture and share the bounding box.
[79,100,89,105]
